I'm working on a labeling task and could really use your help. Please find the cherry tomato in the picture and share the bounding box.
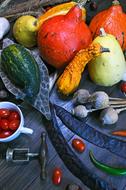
[52,168,62,185]
[0,119,9,130]
[0,109,10,118]
[9,111,20,121]
[9,120,20,131]
[0,130,12,138]
[72,138,85,153]
[121,82,126,93]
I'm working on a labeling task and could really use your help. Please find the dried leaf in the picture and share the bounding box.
[40,0,71,6]
[0,0,70,17]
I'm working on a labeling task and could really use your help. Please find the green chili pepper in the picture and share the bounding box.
[89,150,126,176]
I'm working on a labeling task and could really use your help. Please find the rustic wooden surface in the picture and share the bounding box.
[1,0,126,190]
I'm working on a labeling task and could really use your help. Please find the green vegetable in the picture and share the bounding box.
[88,28,126,86]
[1,44,40,99]
[89,150,126,176]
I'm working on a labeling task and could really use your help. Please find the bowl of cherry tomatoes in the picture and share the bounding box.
[0,102,33,142]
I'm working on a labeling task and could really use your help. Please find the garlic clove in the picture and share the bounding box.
[72,105,88,118]
[0,17,10,40]
[73,89,90,104]
[100,107,118,125]
[89,91,109,109]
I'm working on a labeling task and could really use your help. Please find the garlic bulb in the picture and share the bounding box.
[88,91,109,109]
[100,107,118,125]
[72,105,89,118]
[0,17,10,40]
[73,89,90,104]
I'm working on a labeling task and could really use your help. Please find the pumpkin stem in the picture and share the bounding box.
[100,28,107,37]
[112,0,120,5]
[78,0,90,8]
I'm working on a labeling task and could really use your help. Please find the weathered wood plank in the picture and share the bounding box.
[26,133,126,190]
[25,153,87,190]
[0,103,75,190]
[51,132,126,190]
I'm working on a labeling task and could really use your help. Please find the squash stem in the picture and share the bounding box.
[78,0,89,8]
[100,47,110,53]
[112,0,120,5]
[100,28,107,37]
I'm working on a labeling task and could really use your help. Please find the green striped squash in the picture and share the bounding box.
[1,44,40,99]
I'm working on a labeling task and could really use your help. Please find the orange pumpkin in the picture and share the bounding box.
[89,0,126,50]
[37,2,86,29]
[38,5,92,69]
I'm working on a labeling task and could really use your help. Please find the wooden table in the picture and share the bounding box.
[0,96,85,190]
[1,0,126,190]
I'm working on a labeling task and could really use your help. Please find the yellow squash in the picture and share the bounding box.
[57,43,110,95]
[88,28,126,86]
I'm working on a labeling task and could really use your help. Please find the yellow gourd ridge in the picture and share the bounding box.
[57,43,108,95]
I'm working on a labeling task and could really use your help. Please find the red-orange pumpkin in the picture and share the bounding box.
[38,5,92,69]
[89,0,126,51]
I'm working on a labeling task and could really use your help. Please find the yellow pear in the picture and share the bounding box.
[88,28,126,86]
[13,15,38,48]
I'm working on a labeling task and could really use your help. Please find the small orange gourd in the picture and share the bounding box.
[89,0,126,50]
[57,43,110,95]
